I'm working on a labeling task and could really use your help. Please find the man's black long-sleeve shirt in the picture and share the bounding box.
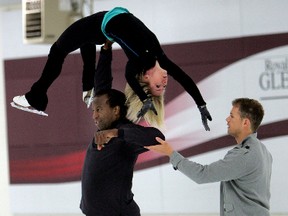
[80,119,164,215]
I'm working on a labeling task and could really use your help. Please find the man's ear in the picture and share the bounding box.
[114,106,120,115]
[243,118,251,130]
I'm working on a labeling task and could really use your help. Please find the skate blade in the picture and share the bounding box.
[10,102,48,117]
[86,88,94,108]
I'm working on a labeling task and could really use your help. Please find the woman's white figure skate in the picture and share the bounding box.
[11,95,48,116]
[83,88,94,108]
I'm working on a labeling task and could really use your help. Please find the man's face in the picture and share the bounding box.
[92,94,118,130]
[226,106,244,138]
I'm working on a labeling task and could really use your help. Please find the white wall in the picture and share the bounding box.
[1,0,288,215]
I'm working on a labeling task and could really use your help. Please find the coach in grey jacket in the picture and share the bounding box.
[146,98,272,216]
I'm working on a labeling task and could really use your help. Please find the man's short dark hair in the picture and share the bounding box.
[232,98,264,132]
[95,89,128,118]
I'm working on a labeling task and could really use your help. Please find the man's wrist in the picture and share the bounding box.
[102,40,113,50]
[102,45,111,50]
[167,149,174,157]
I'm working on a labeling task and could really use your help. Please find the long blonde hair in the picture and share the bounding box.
[125,82,165,129]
